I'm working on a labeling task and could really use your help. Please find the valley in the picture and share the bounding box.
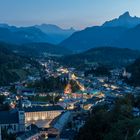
[1,10,140,140]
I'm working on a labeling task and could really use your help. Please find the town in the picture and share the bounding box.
[0,57,139,140]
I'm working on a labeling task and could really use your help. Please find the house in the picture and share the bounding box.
[51,111,71,132]
[0,109,25,134]
[22,88,36,96]
[132,107,140,117]
[47,111,72,139]
[22,100,31,108]
[16,124,46,140]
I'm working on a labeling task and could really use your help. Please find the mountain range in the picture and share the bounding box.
[35,24,75,44]
[60,12,140,52]
[0,23,75,45]
[1,12,140,57]
[1,12,140,85]
[103,11,140,28]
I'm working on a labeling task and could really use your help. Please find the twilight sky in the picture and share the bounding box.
[0,0,140,29]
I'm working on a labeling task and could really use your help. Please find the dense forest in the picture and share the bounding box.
[0,42,71,58]
[125,58,140,86]
[60,47,140,69]
[0,43,41,86]
[76,94,140,140]
[27,76,68,92]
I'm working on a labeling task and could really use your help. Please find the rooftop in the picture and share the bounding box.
[24,105,64,112]
[0,110,19,124]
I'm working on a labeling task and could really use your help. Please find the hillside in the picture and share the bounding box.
[20,42,71,56]
[60,26,127,52]
[0,42,71,57]
[125,58,140,86]
[117,24,140,49]
[0,43,41,86]
[0,26,52,44]
[60,47,140,68]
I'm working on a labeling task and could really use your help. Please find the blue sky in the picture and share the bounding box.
[0,0,140,29]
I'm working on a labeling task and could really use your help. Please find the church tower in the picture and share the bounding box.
[18,110,25,132]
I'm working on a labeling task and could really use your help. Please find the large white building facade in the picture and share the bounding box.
[24,105,64,128]
[0,105,64,139]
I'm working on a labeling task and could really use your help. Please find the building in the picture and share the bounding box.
[47,111,72,139]
[17,87,36,96]
[0,109,25,134]
[0,105,65,138]
[16,124,47,140]
[24,105,64,128]
[51,111,71,132]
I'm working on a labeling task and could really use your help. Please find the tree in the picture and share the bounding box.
[0,95,5,105]
[76,95,140,140]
